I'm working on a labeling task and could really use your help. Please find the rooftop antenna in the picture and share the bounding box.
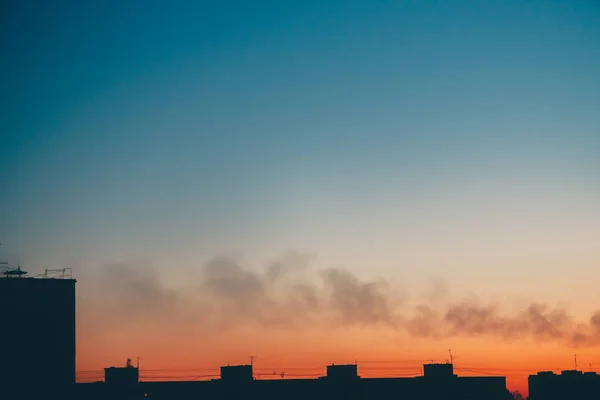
[574,354,578,370]
[3,265,27,278]
[37,268,72,279]
[448,349,454,365]
[590,363,593,372]
[249,355,257,379]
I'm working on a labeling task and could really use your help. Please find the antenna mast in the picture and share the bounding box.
[249,355,257,379]
[574,354,578,370]
[448,349,454,365]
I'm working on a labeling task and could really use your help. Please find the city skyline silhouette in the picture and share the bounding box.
[3,258,600,398]
[3,0,599,399]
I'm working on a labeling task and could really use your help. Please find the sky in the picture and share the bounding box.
[2,0,600,394]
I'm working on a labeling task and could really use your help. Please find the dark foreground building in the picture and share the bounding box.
[75,362,513,400]
[105,360,139,385]
[0,271,76,396]
[529,370,600,399]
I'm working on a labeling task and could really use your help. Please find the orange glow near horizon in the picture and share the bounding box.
[76,323,600,397]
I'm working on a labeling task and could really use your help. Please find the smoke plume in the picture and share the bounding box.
[77,253,600,348]
[321,268,398,326]
[404,301,600,347]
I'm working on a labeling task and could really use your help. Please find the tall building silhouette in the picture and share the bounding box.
[0,271,76,391]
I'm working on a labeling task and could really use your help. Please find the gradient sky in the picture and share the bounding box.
[2,0,600,394]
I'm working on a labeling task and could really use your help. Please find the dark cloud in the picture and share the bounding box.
[200,255,399,328]
[405,305,440,338]
[200,255,317,327]
[265,251,314,282]
[441,302,571,340]
[79,253,400,332]
[77,255,600,348]
[567,311,600,347]
[321,268,399,326]
[76,263,205,342]
[590,311,600,331]
[98,264,181,313]
[404,301,600,348]
[79,263,184,322]
[202,256,266,314]
[523,303,571,340]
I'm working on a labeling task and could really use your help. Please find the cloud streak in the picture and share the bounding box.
[404,301,600,347]
[78,253,600,348]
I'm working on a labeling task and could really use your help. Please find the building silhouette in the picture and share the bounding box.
[0,270,76,395]
[326,364,359,380]
[105,358,139,385]
[221,365,254,383]
[529,370,600,399]
[11,269,597,399]
[102,359,141,400]
[75,361,513,400]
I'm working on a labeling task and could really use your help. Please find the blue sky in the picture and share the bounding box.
[2,0,599,306]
